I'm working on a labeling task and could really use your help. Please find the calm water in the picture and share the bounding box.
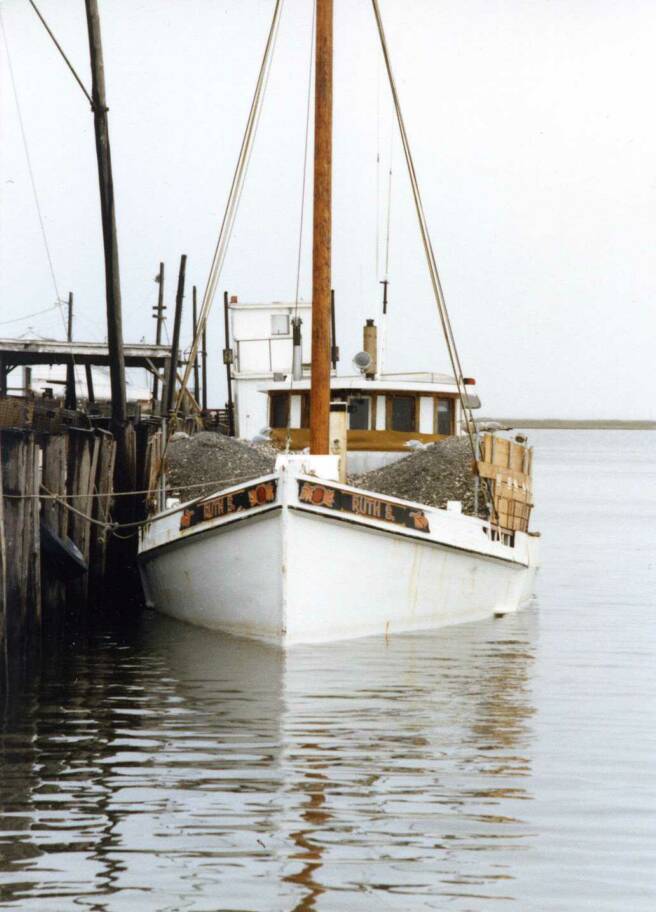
[1,430,654,911]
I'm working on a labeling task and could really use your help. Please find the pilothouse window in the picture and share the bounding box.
[348,397,371,430]
[271,314,290,336]
[389,396,416,432]
[269,394,289,428]
[436,398,454,435]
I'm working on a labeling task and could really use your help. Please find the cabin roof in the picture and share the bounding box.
[259,374,462,395]
[228,300,312,311]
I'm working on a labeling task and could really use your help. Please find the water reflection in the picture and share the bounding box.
[0,611,536,911]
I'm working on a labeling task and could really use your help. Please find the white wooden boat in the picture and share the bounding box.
[139,451,538,645]
[138,0,539,645]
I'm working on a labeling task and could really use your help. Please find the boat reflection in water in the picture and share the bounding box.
[145,611,537,910]
[0,611,537,911]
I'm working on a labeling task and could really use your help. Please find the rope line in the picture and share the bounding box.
[370,0,495,517]
[173,0,284,416]
[285,0,316,452]
[35,467,277,536]
[25,0,94,108]
[2,472,271,502]
[293,0,316,316]
[0,303,61,326]
[0,8,64,326]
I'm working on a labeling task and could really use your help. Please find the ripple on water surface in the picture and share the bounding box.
[0,430,654,911]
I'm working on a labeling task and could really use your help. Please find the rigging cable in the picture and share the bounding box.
[293,0,316,316]
[375,56,381,279]
[370,2,478,454]
[0,304,61,326]
[25,0,93,108]
[0,6,82,403]
[383,128,393,281]
[0,7,65,330]
[285,0,316,451]
[174,0,284,415]
[371,0,495,517]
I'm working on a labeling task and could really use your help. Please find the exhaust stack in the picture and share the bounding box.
[363,319,377,379]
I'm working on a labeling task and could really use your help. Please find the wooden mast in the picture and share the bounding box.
[84,0,133,491]
[309,0,333,454]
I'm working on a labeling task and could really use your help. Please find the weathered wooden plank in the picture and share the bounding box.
[1,432,28,649]
[24,435,41,634]
[0,432,6,663]
[66,430,97,605]
[89,430,116,596]
[41,434,68,623]
[477,460,532,488]
[509,442,525,472]
[143,429,163,513]
[495,496,532,533]
[492,437,510,467]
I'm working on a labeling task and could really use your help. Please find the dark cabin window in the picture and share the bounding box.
[270,394,289,429]
[390,396,416,432]
[436,398,454,435]
[349,397,370,430]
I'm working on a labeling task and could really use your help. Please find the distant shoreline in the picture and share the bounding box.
[485,419,656,430]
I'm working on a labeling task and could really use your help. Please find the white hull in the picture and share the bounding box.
[139,455,538,646]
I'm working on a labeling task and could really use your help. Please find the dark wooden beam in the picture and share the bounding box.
[165,255,187,415]
[152,261,165,406]
[84,0,132,489]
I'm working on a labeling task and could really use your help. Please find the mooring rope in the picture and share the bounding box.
[21,469,276,538]
[1,472,270,502]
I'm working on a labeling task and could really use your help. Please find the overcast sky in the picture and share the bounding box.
[0,0,654,419]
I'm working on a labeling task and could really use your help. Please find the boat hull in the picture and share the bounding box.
[139,456,538,646]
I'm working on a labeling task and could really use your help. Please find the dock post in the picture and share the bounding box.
[165,254,187,416]
[192,286,200,405]
[41,434,68,627]
[152,261,165,406]
[65,292,77,411]
[89,429,116,599]
[1,432,40,653]
[0,434,7,671]
[24,434,41,636]
[85,0,134,504]
[66,429,99,606]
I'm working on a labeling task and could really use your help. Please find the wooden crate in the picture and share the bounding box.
[478,433,534,533]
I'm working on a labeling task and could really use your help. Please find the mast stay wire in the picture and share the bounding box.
[370,0,495,518]
[285,0,316,451]
[25,0,94,109]
[1,7,87,403]
[377,123,393,376]
[174,0,284,416]
[375,56,381,280]
[0,7,66,334]
[292,0,316,319]
[383,127,393,281]
[370,5,478,449]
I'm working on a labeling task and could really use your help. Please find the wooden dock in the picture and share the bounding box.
[0,400,164,674]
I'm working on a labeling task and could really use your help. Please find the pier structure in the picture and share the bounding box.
[0,337,185,671]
